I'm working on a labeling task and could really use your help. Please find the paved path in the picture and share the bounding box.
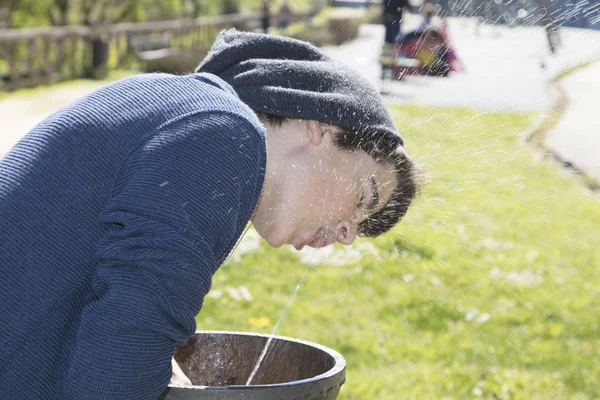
[545,61,600,183]
[0,82,104,156]
[322,16,600,112]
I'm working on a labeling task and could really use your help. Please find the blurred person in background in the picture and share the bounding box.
[439,20,465,72]
[535,0,561,54]
[277,1,293,30]
[415,4,465,73]
[417,2,438,31]
[262,0,271,33]
[382,0,410,54]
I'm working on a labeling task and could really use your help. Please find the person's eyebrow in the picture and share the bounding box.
[368,176,379,213]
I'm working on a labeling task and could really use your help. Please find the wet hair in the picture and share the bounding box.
[332,126,423,237]
[257,113,424,238]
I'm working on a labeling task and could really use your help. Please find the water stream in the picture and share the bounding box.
[245,265,309,386]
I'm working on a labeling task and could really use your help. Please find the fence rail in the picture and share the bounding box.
[0,11,293,91]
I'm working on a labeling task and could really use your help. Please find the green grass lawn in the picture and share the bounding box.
[198,106,600,399]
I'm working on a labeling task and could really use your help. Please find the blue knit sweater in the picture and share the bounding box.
[0,73,267,399]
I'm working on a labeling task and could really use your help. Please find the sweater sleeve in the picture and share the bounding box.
[63,111,266,400]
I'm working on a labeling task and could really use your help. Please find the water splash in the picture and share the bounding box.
[245,265,309,386]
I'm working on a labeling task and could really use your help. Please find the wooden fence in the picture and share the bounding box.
[0,11,310,91]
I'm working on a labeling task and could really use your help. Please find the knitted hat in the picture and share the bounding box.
[196,29,403,146]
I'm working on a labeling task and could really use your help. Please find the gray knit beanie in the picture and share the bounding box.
[196,29,403,146]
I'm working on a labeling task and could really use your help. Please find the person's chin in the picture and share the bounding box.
[252,215,295,248]
[265,237,285,248]
[255,227,287,248]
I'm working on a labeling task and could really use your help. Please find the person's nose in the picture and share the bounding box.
[335,220,357,246]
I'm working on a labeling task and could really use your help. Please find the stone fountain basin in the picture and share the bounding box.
[159,330,346,400]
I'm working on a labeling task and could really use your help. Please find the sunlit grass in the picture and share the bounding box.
[553,56,600,81]
[198,106,600,399]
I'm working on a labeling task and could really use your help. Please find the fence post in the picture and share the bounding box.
[1,13,266,91]
[85,26,110,79]
[9,42,19,87]
[42,35,52,82]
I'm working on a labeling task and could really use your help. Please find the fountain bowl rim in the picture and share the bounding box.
[168,330,346,391]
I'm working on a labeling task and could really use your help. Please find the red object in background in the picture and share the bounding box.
[392,29,450,77]
[381,25,465,81]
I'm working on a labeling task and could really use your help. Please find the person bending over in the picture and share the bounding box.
[0,29,422,400]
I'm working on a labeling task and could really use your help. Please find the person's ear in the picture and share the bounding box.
[305,120,323,146]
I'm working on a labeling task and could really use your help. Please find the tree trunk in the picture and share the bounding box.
[58,0,69,25]
[48,0,70,26]
[0,7,11,29]
[191,0,201,18]
[83,0,137,80]
[86,37,109,79]
[3,0,18,28]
